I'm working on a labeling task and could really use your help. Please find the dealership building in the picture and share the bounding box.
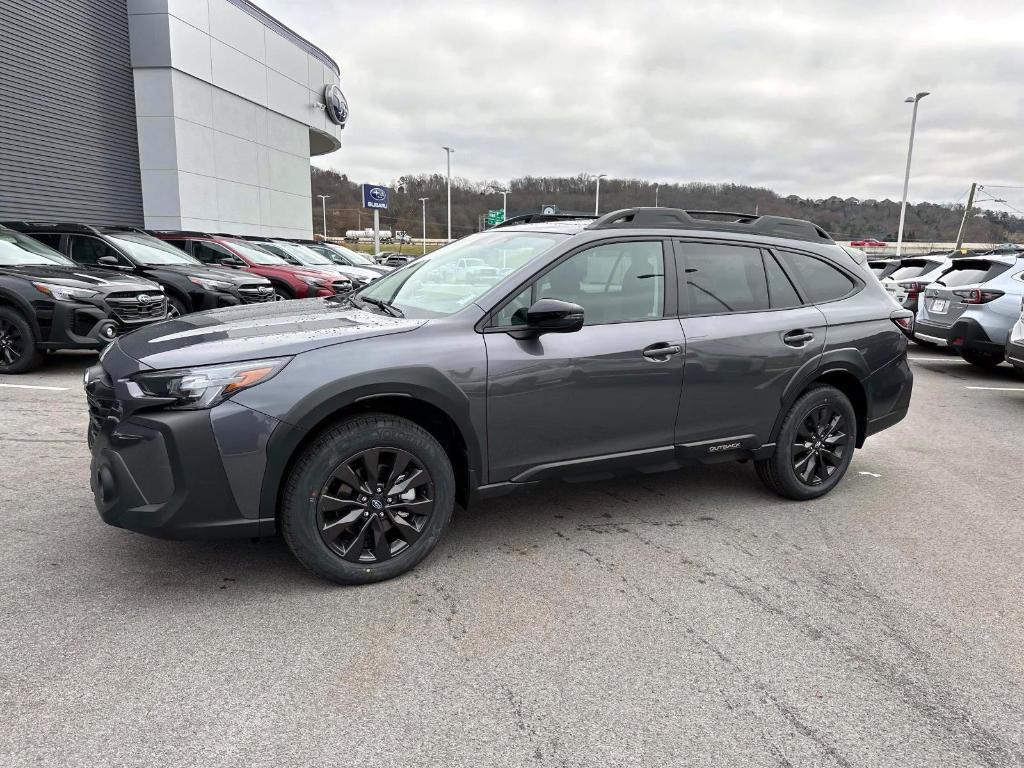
[0,0,347,238]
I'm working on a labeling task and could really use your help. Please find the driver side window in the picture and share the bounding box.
[67,236,127,267]
[492,241,665,327]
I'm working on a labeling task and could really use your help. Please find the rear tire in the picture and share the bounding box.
[755,384,856,501]
[280,413,455,585]
[0,307,45,374]
[959,348,1004,368]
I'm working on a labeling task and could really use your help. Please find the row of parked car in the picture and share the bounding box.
[0,222,398,374]
[869,245,1024,376]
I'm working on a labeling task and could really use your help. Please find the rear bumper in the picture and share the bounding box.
[1007,339,1024,371]
[862,354,913,442]
[87,375,279,539]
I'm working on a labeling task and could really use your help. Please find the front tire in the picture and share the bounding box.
[0,307,45,374]
[959,348,1004,368]
[755,384,856,500]
[166,295,188,319]
[280,413,455,585]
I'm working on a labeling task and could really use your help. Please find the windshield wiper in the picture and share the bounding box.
[357,295,404,317]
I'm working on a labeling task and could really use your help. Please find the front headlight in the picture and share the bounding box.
[299,275,331,287]
[33,282,99,301]
[129,357,291,409]
[188,276,234,291]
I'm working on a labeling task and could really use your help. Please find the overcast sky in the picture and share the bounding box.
[262,0,1024,209]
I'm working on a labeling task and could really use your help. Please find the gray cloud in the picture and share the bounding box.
[264,0,1024,208]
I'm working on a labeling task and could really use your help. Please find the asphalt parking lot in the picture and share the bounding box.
[1,350,1022,767]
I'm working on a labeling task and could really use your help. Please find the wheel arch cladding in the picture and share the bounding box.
[810,370,868,448]
[0,290,42,338]
[262,392,477,523]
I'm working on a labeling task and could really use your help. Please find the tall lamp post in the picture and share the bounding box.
[895,91,929,257]
[419,197,429,255]
[594,173,607,215]
[442,146,455,241]
[317,194,329,238]
[497,189,509,220]
[654,183,660,207]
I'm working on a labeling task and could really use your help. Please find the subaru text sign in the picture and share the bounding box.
[362,184,389,210]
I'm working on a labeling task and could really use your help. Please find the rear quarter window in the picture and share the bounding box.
[776,251,856,303]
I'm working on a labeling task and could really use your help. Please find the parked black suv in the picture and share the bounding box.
[6,223,274,317]
[85,208,913,584]
[0,225,165,374]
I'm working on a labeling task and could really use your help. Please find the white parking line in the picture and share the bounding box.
[0,383,69,391]
[965,386,1024,392]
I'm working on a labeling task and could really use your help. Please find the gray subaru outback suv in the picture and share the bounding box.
[85,208,913,584]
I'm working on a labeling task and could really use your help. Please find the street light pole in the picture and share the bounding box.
[499,189,509,220]
[442,146,454,241]
[896,91,929,257]
[419,197,429,255]
[317,194,329,237]
[594,174,607,215]
[654,183,660,207]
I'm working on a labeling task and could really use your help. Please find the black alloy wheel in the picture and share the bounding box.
[281,413,455,584]
[791,404,850,486]
[0,308,44,374]
[316,447,434,563]
[166,296,187,319]
[0,316,25,367]
[755,384,856,500]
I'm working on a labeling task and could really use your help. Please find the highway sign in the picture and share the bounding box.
[486,209,505,226]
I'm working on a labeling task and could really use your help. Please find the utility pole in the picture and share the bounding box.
[654,183,660,207]
[317,194,329,237]
[419,197,428,255]
[594,174,607,215]
[954,182,977,253]
[896,91,929,257]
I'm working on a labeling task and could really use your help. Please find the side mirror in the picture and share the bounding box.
[524,298,584,334]
[218,255,242,267]
[97,255,121,267]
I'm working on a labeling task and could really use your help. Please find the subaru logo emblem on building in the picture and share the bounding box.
[323,84,349,128]
[369,187,386,202]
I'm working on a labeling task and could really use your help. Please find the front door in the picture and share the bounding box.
[674,241,826,449]
[484,239,685,483]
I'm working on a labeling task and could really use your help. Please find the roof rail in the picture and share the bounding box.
[3,221,102,234]
[146,229,216,238]
[586,208,833,244]
[493,213,599,229]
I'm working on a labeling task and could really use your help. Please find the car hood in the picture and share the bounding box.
[331,265,381,281]
[113,297,425,370]
[140,264,269,286]
[0,264,160,290]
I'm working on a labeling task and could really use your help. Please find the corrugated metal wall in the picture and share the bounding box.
[0,0,144,225]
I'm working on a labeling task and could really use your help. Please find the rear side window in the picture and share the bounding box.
[777,251,855,303]
[764,252,802,309]
[680,243,769,314]
[937,260,1010,287]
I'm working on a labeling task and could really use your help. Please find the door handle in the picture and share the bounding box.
[783,330,814,347]
[642,342,682,361]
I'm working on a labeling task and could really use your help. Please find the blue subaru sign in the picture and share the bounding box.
[361,184,389,210]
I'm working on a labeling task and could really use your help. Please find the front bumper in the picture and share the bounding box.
[86,364,279,539]
[37,300,122,350]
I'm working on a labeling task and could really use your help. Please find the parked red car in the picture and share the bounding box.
[850,238,887,247]
[152,232,352,300]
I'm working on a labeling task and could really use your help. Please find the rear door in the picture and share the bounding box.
[919,259,1012,329]
[674,241,826,451]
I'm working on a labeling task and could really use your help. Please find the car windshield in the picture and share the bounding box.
[0,230,75,266]
[326,245,374,265]
[224,239,287,265]
[108,232,201,265]
[356,230,569,318]
[274,243,335,266]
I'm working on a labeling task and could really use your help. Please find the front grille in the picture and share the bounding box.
[106,292,167,324]
[238,284,276,303]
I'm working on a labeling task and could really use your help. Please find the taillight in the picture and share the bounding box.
[892,316,912,331]
[953,288,1004,304]
[904,281,927,296]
